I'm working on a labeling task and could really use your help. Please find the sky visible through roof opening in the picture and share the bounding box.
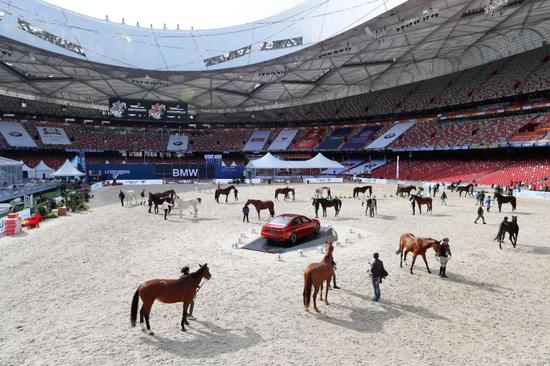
[45,0,305,30]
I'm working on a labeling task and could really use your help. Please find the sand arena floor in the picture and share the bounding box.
[1,183,550,366]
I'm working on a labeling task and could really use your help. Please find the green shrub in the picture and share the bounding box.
[47,212,58,219]
[37,206,48,217]
[49,200,58,211]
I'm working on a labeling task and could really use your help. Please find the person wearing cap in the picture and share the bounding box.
[370,252,387,301]
[438,238,452,278]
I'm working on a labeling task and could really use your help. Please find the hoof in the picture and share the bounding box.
[181,328,187,332]
[149,331,155,336]
[185,321,190,325]
[315,309,321,313]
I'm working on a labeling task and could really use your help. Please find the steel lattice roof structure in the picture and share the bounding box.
[0,0,549,114]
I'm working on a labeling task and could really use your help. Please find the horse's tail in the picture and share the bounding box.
[303,271,313,307]
[395,237,402,255]
[130,286,141,327]
[494,224,504,241]
[512,197,517,210]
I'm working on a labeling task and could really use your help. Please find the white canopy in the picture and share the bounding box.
[32,160,55,179]
[246,152,344,170]
[0,156,23,167]
[50,159,85,177]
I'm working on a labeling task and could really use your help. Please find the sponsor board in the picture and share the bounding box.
[106,179,163,185]
[90,182,103,192]
[0,121,38,147]
[87,164,155,180]
[155,164,214,179]
[359,178,388,184]
[304,177,344,183]
[36,126,71,145]
[514,190,550,200]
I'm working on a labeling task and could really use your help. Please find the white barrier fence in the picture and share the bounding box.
[304,177,344,183]
[514,190,550,200]
[105,179,164,185]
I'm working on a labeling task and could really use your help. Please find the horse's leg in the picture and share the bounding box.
[313,285,320,312]
[181,302,189,331]
[400,250,403,268]
[403,249,409,264]
[225,194,228,203]
[141,301,154,335]
[421,254,431,274]
[325,279,330,305]
[410,253,417,274]
[319,282,323,301]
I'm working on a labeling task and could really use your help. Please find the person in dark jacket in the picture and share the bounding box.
[370,253,387,302]
[234,188,239,201]
[474,205,486,224]
[242,204,250,223]
[180,266,195,320]
[441,191,447,205]
[332,259,340,289]
[118,190,125,207]
[437,238,452,278]
[140,189,146,205]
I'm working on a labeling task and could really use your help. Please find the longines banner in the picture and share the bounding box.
[87,164,156,180]
[109,99,188,121]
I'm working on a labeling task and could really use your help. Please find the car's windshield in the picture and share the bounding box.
[268,216,294,226]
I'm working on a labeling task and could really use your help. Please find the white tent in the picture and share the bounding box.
[230,161,237,167]
[0,157,23,185]
[50,159,85,177]
[246,152,344,170]
[32,160,55,179]
[303,153,345,169]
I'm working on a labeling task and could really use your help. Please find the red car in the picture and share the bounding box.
[261,214,321,245]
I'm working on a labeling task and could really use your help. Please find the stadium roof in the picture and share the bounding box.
[0,0,549,114]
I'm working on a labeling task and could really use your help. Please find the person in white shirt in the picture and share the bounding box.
[162,200,172,220]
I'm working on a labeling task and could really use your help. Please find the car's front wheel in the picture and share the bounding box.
[290,232,298,244]
[314,223,321,234]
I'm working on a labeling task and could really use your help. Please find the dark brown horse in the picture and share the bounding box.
[130,264,212,334]
[303,242,334,312]
[396,185,416,198]
[457,184,474,197]
[494,193,517,212]
[215,185,236,203]
[275,187,295,201]
[409,194,432,215]
[312,198,342,218]
[494,216,519,249]
[246,199,275,219]
[148,192,173,214]
[362,198,377,217]
[353,185,372,198]
[396,233,441,274]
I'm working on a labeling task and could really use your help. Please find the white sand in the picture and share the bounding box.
[1,183,550,365]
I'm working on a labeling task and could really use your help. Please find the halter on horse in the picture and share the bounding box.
[303,242,334,312]
[130,264,212,334]
[396,233,441,274]
[245,199,275,219]
[312,198,342,218]
[353,185,372,198]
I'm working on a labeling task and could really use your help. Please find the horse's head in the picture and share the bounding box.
[198,263,212,280]
[325,241,334,256]
[511,216,517,223]
[197,197,202,204]
[430,239,441,256]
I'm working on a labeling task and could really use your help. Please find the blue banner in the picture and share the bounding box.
[87,164,155,180]
[215,165,244,179]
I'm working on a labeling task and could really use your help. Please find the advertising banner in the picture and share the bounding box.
[167,134,189,151]
[36,126,71,145]
[0,121,38,147]
[366,122,415,149]
[87,164,155,180]
[244,131,271,151]
[109,99,188,121]
[215,165,244,179]
[268,129,298,151]
[155,164,214,179]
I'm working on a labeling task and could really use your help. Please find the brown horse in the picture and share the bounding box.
[246,199,275,219]
[353,185,372,198]
[396,185,416,198]
[275,187,295,201]
[303,242,334,312]
[409,194,432,215]
[457,184,474,197]
[396,234,440,274]
[130,264,211,334]
[215,185,236,203]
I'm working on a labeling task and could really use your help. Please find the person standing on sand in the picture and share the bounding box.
[234,188,239,201]
[242,204,250,223]
[180,266,196,320]
[441,191,447,205]
[370,253,387,302]
[118,190,125,207]
[162,200,172,220]
[140,189,146,205]
[485,195,492,212]
[437,238,452,278]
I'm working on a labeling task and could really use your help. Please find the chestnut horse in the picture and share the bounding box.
[130,264,211,334]
[353,185,372,198]
[275,187,295,201]
[396,233,440,274]
[494,193,517,213]
[246,199,275,219]
[215,185,236,203]
[457,184,474,197]
[409,194,432,215]
[396,185,416,198]
[303,242,334,312]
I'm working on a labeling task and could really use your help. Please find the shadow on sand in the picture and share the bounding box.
[140,321,262,359]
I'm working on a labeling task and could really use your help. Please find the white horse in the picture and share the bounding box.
[121,190,138,205]
[173,196,202,218]
[314,186,332,198]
